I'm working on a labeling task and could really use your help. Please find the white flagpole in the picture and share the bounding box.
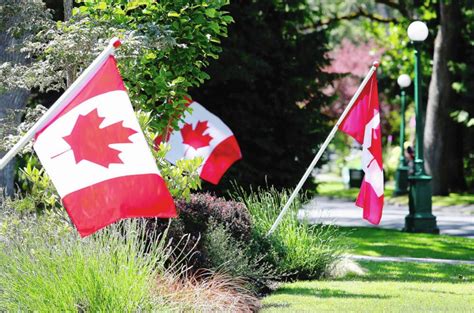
[0,38,122,171]
[267,61,379,236]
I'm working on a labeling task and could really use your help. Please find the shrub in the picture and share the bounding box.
[149,192,253,269]
[176,192,252,240]
[203,220,276,291]
[232,186,347,280]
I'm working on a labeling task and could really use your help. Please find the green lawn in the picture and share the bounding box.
[317,181,474,207]
[262,261,474,312]
[348,261,474,283]
[342,227,474,261]
[263,223,474,312]
[262,279,473,312]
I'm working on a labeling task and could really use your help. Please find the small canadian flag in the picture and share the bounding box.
[33,55,176,237]
[162,100,242,184]
[339,72,384,224]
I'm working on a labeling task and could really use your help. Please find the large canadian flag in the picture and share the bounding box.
[163,100,242,184]
[33,56,176,237]
[339,73,384,224]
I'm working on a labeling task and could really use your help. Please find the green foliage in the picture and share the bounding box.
[1,0,232,197]
[137,110,202,199]
[15,157,60,213]
[77,0,233,134]
[0,212,173,311]
[232,186,346,280]
[192,0,333,190]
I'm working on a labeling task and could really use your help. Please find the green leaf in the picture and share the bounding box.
[452,82,466,94]
[171,76,186,85]
[205,8,217,18]
[222,15,234,23]
[97,1,107,10]
[208,22,220,33]
[167,11,180,17]
[145,52,157,60]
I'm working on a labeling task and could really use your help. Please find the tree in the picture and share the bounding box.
[192,0,334,190]
[424,0,467,194]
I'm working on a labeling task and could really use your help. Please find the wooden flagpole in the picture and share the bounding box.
[0,38,122,171]
[267,61,379,236]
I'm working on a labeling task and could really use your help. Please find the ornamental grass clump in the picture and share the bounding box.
[0,211,170,311]
[0,205,260,311]
[232,186,347,280]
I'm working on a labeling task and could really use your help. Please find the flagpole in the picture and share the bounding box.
[267,61,379,236]
[0,38,122,171]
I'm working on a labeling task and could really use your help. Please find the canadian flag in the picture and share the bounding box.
[162,100,242,184]
[339,73,384,224]
[33,56,176,237]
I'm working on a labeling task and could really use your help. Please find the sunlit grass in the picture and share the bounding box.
[317,181,474,207]
[342,226,474,260]
[262,261,474,312]
[349,261,474,283]
[262,278,474,312]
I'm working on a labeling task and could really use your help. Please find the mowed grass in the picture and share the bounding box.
[262,261,474,312]
[342,226,474,261]
[262,280,473,312]
[263,221,474,312]
[317,181,474,207]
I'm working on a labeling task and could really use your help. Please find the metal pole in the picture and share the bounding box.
[0,38,121,171]
[394,89,409,195]
[267,61,379,236]
[413,43,426,175]
[400,90,407,165]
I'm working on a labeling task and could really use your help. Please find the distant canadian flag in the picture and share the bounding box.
[339,73,384,224]
[33,55,176,237]
[162,100,242,184]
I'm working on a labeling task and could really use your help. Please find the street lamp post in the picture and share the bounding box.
[394,74,411,196]
[404,21,439,234]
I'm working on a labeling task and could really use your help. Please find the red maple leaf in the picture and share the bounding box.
[62,108,137,168]
[180,120,213,150]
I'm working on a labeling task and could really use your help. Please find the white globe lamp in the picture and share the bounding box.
[397,74,412,88]
[407,21,429,42]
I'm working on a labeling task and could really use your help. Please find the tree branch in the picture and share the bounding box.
[375,0,411,18]
[320,7,398,26]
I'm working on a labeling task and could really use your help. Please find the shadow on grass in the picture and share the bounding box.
[274,287,392,299]
[261,302,291,309]
[342,261,474,284]
[344,227,474,261]
[404,287,473,296]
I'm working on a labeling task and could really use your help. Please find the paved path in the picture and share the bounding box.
[300,197,474,238]
[349,254,474,265]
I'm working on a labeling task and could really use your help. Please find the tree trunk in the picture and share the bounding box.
[424,0,465,195]
[0,32,29,196]
[63,0,73,21]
